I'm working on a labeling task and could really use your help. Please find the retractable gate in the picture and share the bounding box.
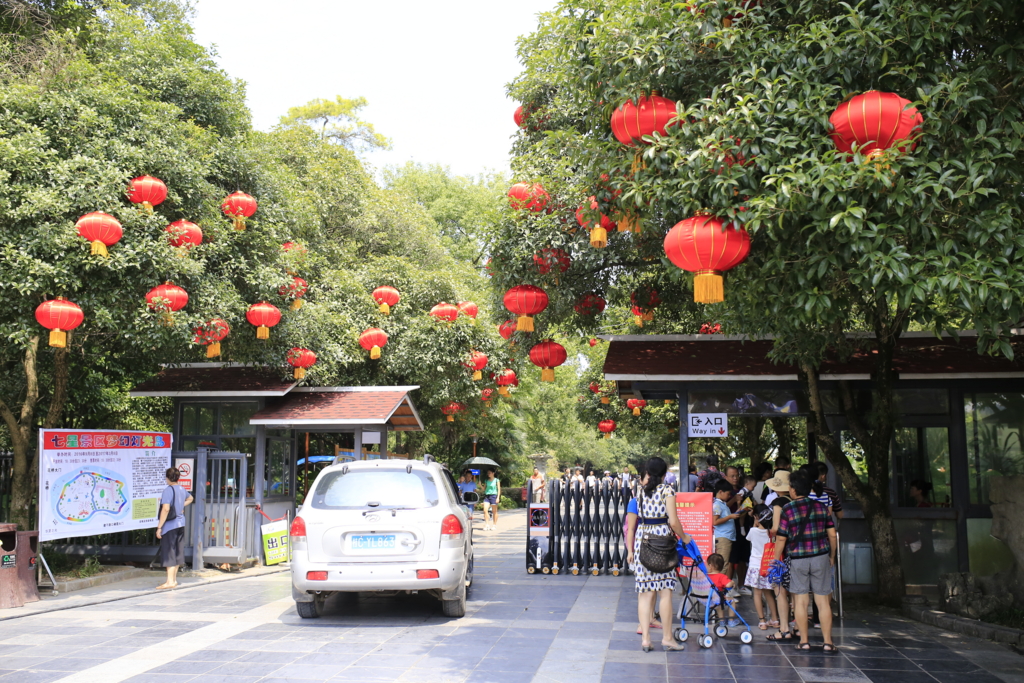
[194,450,249,567]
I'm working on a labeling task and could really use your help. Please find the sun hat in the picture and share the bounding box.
[766,470,791,493]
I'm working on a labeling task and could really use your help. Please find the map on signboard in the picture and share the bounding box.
[687,413,729,438]
[53,468,129,523]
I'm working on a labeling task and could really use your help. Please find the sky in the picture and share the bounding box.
[191,0,558,179]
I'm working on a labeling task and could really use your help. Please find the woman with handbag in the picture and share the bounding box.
[625,457,692,652]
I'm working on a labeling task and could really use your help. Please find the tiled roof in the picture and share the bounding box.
[130,365,296,396]
[250,389,424,431]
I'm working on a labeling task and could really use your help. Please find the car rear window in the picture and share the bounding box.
[311,469,439,510]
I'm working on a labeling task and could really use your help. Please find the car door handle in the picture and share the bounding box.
[401,539,421,547]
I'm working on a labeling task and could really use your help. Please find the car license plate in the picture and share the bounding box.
[351,534,396,550]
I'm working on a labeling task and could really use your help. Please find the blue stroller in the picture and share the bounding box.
[673,539,753,648]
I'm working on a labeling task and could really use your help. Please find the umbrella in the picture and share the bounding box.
[460,456,500,470]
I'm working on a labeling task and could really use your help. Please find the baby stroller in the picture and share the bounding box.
[673,539,753,648]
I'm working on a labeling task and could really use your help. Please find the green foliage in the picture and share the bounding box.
[279,95,390,152]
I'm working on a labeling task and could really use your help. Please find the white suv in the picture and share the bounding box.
[290,456,477,618]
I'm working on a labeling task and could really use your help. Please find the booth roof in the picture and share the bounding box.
[129,364,297,397]
[250,387,424,431]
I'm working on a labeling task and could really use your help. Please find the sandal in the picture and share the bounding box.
[768,620,780,628]
[766,632,793,641]
[823,643,839,653]
[794,642,811,650]
[758,620,769,630]
[636,622,663,634]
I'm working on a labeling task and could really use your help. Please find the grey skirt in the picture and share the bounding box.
[160,527,185,567]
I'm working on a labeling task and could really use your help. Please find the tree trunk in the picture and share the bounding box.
[739,416,767,470]
[0,338,41,531]
[769,417,792,466]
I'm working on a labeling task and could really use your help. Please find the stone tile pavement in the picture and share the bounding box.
[0,509,1019,683]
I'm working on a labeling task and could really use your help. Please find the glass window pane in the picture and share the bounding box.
[181,404,215,436]
[840,431,868,488]
[219,403,257,436]
[967,518,1015,577]
[964,393,1024,504]
[265,440,292,498]
[180,439,198,451]
[312,470,439,509]
[894,518,958,585]
[893,390,948,415]
[893,428,951,507]
[688,391,804,415]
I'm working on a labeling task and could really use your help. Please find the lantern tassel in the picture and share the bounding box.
[499,386,510,397]
[232,216,245,231]
[48,329,67,349]
[616,216,630,233]
[603,433,611,439]
[294,367,306,380]
[541,368,555,382]
[516,315,534,332]
[601,397,610,404]
[694,271,725,304]
[257,325,269,339]
[590,227,607,249]
[142,201,154,214]
[633,407,641,416]
[291,299,303,311]
[379,303,390,315]
[370,345,381,360]
[159,312,174,327]
[175,247,188,258]
[485,401,492,407]
[472,370,482,381]
[206,342,221,358]
[447,415,454,422]
[90,240,108,257]
[634,315,644,327]
[723,16,733,27]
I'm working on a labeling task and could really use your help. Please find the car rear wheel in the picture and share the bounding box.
[442,575,467,618]
[296,594,326,619]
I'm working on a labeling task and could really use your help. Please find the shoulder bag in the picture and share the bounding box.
[638,486,679,574]
[163,485,178,522]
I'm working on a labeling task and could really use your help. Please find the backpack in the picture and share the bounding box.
[699,468,724,492]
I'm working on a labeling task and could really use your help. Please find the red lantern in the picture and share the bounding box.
[589,382,601,394]
[576,200,617,249]
[286,347,317,380]
[247,302,281,339]
[194,318,230,358]
[630,288,661,326]
[76,212,122,258]
[441,401,466,422]
[359,327,388,359]
[457,301,478,319]
[166,220,202,252]
[627,398,647,416]
[598,419,617,439]
[126,175,167,213]
[610,95,678,146]
[430,302,459,322]
[589,338,598,347]
[503,285,548,333]
[498,319,518,341]
[466,351,488,381]
[533,248,571,278]
[574,293,606,316]
[514,105,526,128]
[221,191,257,230]
[664,215,751,303]
[830,91,922,158]
[279,276,308,310]
[372,286,401,315]
[507,183,549,212]
[146,282,189,325]
[481,387,495,406]
[495,369,518,397]
[35,298,83,348]
[529,340,567,382]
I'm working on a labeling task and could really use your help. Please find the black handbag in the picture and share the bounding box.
[638,488,679,574]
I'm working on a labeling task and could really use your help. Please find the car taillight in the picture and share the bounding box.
[441,514,463,537]
[416,569,439,579]
[290,515,306,538]
[307,571,327,581]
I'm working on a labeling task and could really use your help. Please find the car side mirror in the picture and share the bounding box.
[462,491,479,503]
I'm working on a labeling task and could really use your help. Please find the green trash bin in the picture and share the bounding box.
[0,524,23,609]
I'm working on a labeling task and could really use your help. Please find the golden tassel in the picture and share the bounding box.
[601,397,610,404]
[693,271,725,304]
[175,247,188,258]
[485,401,492,407]
[232,216,245,231]
[633,407,641,416]
[291,299,303,311]
[159,312,174,327]
[541,368,555,382]
[723,16,733,27]
[499,387,510,397]
[379,303,390,315]
[632,217,643,235]
[370,346,381,360]
[294,367,305,380]
[90,240,108,257]
[590,227,607,249]
[206,342,221,358]
[603,433,611,439]
[49,329,67,348]
[634,315,644,327]
[517,315,534,332]
[257,325,269,339]
[616,216,630,232]
[482,411,488,418]
[473,371,482,381]
[142,201,154,214]
[447,415,454,422]
[664,399,672,405]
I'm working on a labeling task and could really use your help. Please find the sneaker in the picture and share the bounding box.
[739,587,752,596]
[812,623,821,629]
[726,619,743,628]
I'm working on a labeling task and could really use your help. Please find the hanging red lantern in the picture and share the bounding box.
[533,248,571,281]
[610,95,678,146]
[166,220,203,253]
[282,241,307,254]
[723,0,762,26]
[481,387,495,406]
[441,401,466,422]
[514,105,526,128]
[664,215,751,304]
[830,91,922,159]
[598,419,617,439]
[529,340,567,382]
[627,398,647,416]
[146,282,189,326]
[194,318,230,358]
[457,301,478,319]
[466,351,488,381]
[279,276,308,310]
[507,183,549,212]
[286,347,317,380]
[498,319,518,341]
[495,369,518,397]
[76,212,122,258]
[574,293,606,316]
[503,285,548,333]
[589,382,601,394]
[246,302,281,339]
[630,288,661,326]
[589,338,598,347]
[359,327,388,359]
[372,286,401,315]
[126,175,167,213]
[221,191,257,230]
[430,302,459,322]
[35,298,83,348]
[576,199,617,249]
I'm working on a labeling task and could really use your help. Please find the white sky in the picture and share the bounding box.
[191,0,557,178]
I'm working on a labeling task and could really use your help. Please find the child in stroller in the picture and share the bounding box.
[674,539,753,648]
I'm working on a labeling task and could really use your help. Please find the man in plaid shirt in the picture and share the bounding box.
[774,470,837,652]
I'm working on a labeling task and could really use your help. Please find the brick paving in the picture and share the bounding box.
[0,509,1020,683]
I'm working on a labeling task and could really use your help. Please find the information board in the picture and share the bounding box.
[38,430,172,542]
[675,492,714,565]
[173,457,194,492]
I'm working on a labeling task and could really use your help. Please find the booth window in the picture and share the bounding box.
[893,427,951,507]
[265,438,293,498]
[964,392,1024,505]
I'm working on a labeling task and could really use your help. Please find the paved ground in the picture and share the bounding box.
[0,509,1020,683]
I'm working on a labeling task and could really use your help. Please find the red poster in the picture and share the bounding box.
[675,492,714,567]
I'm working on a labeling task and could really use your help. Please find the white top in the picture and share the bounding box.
[747,526,771,567]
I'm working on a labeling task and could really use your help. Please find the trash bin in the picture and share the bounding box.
[0,524,23,609]
[16,530,40,604]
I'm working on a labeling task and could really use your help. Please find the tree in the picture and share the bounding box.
[491,0,1024,600]
[278,96,390,152]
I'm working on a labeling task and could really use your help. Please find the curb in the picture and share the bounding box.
[53,566,151,594]
[903,603,1024,647]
